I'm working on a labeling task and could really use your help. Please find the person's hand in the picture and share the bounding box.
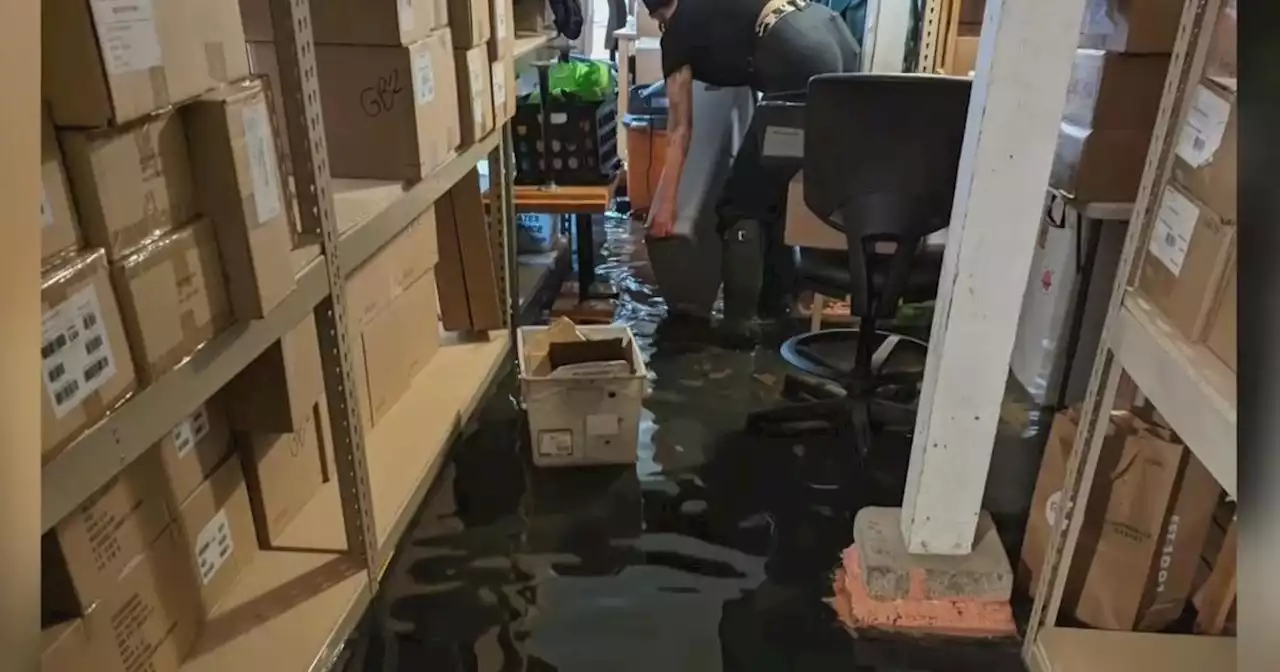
[649,206,676,238]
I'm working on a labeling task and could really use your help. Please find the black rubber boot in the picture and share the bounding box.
[719,219,765,349]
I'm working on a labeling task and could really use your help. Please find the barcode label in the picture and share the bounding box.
[413,51,435,105]
[1175,84,1231,169]
[1148,187,1200,277]
[538,430,574,457]
[242,102,283,225]
[196,508,234,585]
[171,405,211,459]
[42,285,117,418]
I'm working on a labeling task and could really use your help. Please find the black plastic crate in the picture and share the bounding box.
[512,95,620,186]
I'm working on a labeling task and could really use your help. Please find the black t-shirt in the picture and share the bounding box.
[660,0,769,87]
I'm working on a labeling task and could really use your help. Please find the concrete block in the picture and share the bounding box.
[853,506,1013,602]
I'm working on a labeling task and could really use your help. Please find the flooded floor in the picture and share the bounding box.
[341,216,1034,671]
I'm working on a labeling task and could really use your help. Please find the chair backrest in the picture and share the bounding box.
[803,73,971,241]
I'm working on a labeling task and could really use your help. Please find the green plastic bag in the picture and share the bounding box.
[528,61,616,104]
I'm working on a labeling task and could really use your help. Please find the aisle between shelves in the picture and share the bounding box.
[39,0,532,668]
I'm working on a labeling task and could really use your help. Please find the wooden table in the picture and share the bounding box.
[489,176,622,304]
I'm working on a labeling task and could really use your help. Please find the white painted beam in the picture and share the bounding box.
[900,0,1088,555]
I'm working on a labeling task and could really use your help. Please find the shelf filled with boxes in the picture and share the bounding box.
[1023,0,1237,669]
[39,0,527,668]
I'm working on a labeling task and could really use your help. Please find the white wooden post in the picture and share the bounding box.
[900,0,1089,555]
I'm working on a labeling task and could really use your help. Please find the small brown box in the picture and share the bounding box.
[1050,125,1153,204]
[112,219,232,384]
[40,249,137,461]
[239,0,438,45]
[491,57,517,123]
[357,272,441,430]
[1170,79,1237,222]
[60,112,196,261]
[184,79,296,321]
[42,620,104,672]
[1203,0,1237,82]
[1137,184,1235,342]
[435,170,503,331]
[42,450,171,616]
[456,46,496,145]
[175,456,259,616]
[448,0,492,48]
[240,400,326,546]
[488,0,515,60]
[155,402,234,509]
[248,31,461,181]
[1078,0,1183,54]
[222,313,324,433]
[42,0,250,127]
[41,110,81,267]
[1062,50,1169,132]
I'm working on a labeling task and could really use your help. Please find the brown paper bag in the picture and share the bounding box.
[1073,419,1221,630]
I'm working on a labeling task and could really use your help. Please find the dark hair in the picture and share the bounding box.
[642,0,672,15]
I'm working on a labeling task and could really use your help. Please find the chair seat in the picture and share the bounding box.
[796,240,945,304]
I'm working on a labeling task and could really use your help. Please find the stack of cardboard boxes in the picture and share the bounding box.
[1049,0,1181,204]
[1134,0,1237,373]
[39,3,331,670]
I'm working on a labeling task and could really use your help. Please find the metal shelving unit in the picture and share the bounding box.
[1023,0,1238,668]
[40,5,557,672]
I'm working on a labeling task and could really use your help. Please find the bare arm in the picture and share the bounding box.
[651,66,693,235]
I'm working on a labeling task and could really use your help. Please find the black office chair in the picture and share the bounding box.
[745,73,972,458]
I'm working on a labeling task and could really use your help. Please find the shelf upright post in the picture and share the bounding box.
[488,125,516,331]
[1023,0,1222,656]
[266,0,380,576]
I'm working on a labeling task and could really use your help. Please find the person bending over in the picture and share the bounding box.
[644,0,860,347]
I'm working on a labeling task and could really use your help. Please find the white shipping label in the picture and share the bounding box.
[241,102,284,225]
[196,509,234,585]
[1175,85,1232,168]
[90,0,163,76]
[399,0,415,33]
[1148,187,1201,276]
[171,405,211,459]
[585,413,621,436]
[42,285,118,419]
[538,430,574,457]
[40,187,53,229]
[413,52,435,105]
[762,126,804,158]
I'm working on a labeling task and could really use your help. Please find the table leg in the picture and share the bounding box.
[575,213,595,303]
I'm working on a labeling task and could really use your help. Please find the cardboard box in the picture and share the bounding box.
[239,0,437,45]
[1205,251,1236,372]
[156,402,234,509]
[436,170,505,331]
[42,110,81,267]
[82,525,200,672]
[1049,125,1152,203]
[42,450,171,617]
[1204,0,1237,82]
[488,0,515,59]
[949,36,980,77]
[513,0,550,33]
[112,219,232,384]
[60,112,196,260]
[1137,184,1235,342]
[347,211,440,429]
[41,249,137,461]
[456,46,496,145]
[1079,0,1182,54]
[491,57,517,123]
[783,172,844,250]
[248,31,461,181]
[346,208,440,329]
[357,271,442,430]
[223,313,324,432]
[1062,50,1168,132]
[1011,193,1125,406]
[184,79,295,321]
[43,0,250,127]
[517,323,647,467]
[42,620,105,672]
[1171,79,1237,222]
[448,0,492,48]
[175,456,259,615]
[241,400,326,545]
